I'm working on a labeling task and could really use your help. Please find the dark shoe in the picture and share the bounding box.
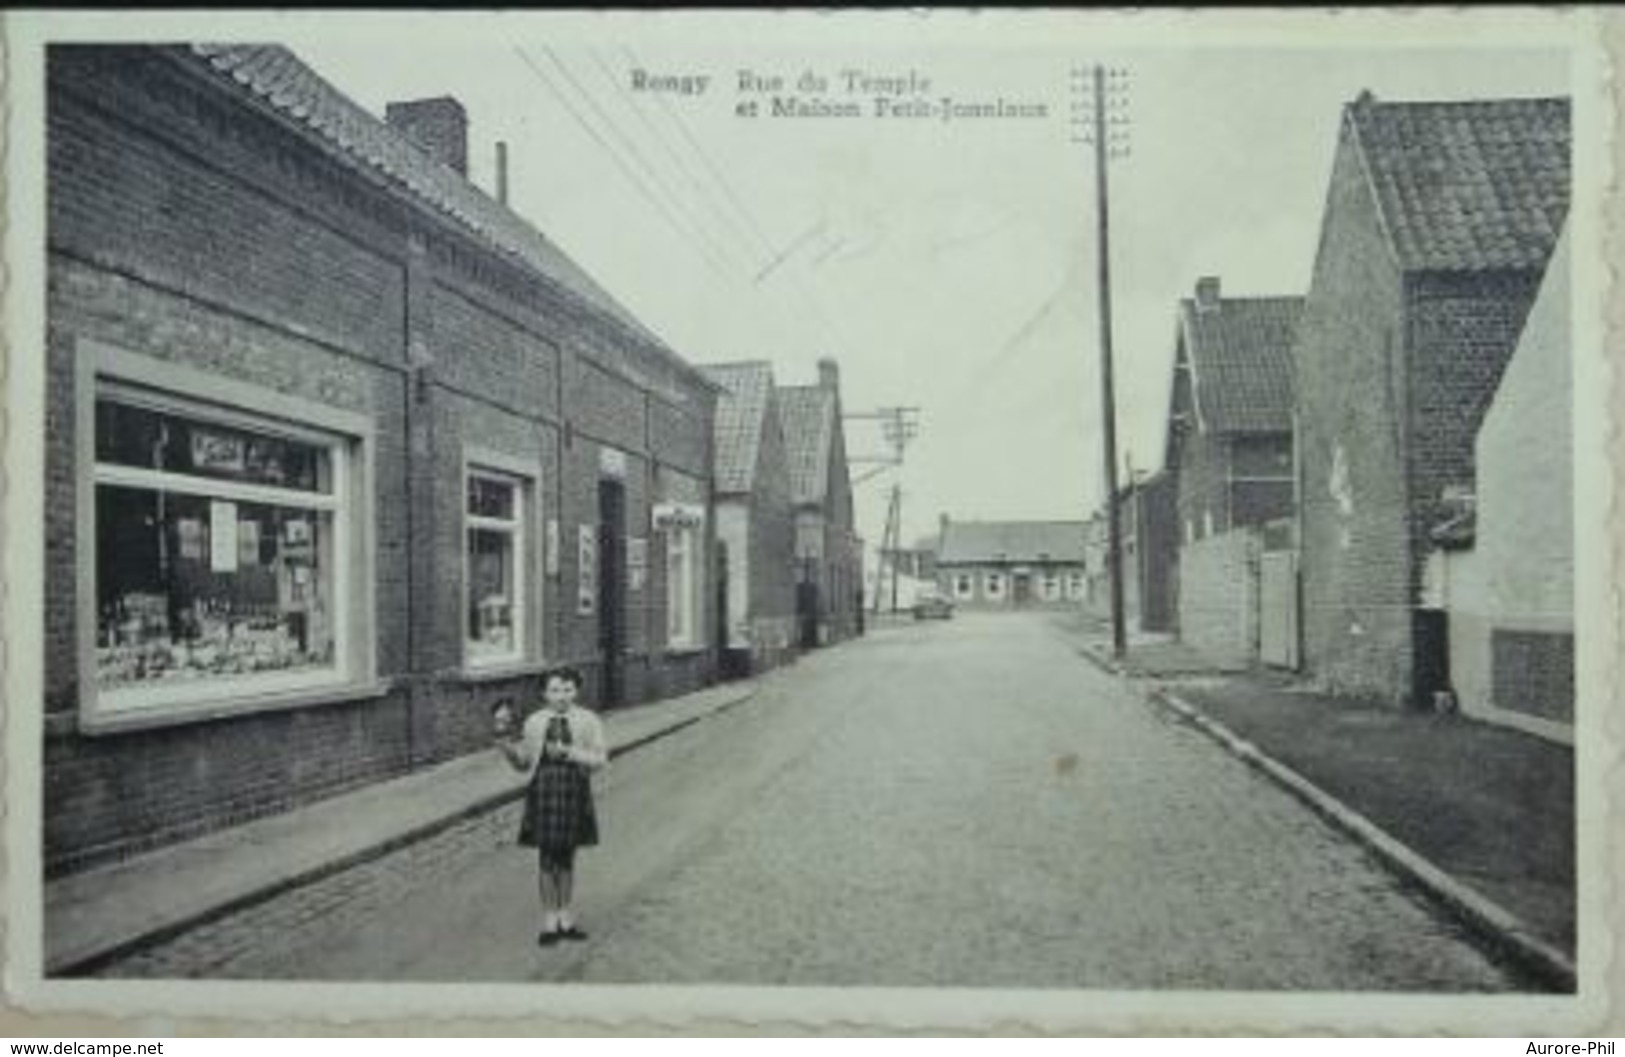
[559,925,588,942]
[537,929,561,947]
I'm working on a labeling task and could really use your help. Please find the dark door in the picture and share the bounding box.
[1412,608,1450,708]
[716,542,740,679]
[797,578,821,649]
[597,479,626,708]
[1013,573,1032,607]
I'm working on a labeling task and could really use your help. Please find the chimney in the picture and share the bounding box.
[817,358,840,393]
[495,141,509,206]
[385,97,469,176]
[939,513,950,538]
[1194,276,1221,312]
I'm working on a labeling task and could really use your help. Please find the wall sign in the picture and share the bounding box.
[545,518,560,577]
[652,502,705,530]
[599,447,627,480]
[627,537,647,592]
[576,524,598,616]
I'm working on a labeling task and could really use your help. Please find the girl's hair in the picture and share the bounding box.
[541,665,585,692]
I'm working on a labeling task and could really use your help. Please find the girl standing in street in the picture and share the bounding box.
[493,666,608,946]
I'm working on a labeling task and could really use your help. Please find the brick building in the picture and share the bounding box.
[1428,228,1572,741]
[1161,278,1302,665]
[1294,92,1569,704]
[45,45,720,874]
[777,361,862,648]
[936,520,1088,609]
[1117,471,1179,633]
[701,361,798,677]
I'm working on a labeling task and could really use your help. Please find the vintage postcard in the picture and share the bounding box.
[1,7,1619,1035]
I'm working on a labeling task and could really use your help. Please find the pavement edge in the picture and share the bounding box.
[1151,686,1577,994]
[52,683,760,977]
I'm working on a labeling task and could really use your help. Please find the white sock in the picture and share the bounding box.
[557,910,574,931]
[542,911,559,932]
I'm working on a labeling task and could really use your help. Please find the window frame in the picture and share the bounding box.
[461,448,544,677]
[656,501,706,652]
[76,340,379,734]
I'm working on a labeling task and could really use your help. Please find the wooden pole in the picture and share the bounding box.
[1093,64,1127,659]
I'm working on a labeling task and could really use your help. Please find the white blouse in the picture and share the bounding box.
[515,705,609,771]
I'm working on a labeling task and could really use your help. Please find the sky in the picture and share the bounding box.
[265,10,1574,557]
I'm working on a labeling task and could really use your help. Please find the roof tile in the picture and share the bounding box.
[1350,95,1569,272]
[1182,296,1302,435]
[186,44,676,355]
[777,385,834,505]
[701,362,775,494]
[937,521,1088,565]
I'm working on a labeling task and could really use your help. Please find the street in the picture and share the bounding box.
[105,612,1517,990]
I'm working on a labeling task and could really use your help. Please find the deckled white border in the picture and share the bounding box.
[1,7,1617,1035]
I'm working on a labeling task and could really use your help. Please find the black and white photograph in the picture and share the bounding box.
[0,7,1617,1035]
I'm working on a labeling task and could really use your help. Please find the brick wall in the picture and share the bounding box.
[1295,118,1416,702]
[1138,473,1179,632]
[1404,269,1544,585]
[732,393,798,671]
[1229,433,1294,529]
[42,47,717,872]
[1174,421,1228,544]
[1177,529,1260,667]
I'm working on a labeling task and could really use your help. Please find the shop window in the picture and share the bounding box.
[953,574,974,600]
[1067,572,1086,599]
[1041,573,1061,600]
[91,386,358,718]
[984,572,1005,599]
[465,467,530,668]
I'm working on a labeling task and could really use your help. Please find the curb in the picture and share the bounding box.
[1153,688,1577,993]
[1075,642,1126,677]
[56,683,759,977]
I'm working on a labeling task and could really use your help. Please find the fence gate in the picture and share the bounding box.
[1259,550,1300,670]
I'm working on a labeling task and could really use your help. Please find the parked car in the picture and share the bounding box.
[912,591,955,620]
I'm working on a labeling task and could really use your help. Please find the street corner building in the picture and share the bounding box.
[1160,277,1303,668]
[700,361,798,677]
[43,44,722,875]
[1292,91,1570,710]
[936,519,1088,610]
[776,361,863,649]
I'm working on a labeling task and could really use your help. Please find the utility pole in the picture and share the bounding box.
[847,406,920,614]
[1073,63,1130,659]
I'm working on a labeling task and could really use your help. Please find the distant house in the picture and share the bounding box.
[1161,278,1302,666]
[778,360,863,647]
[1427,227,1572,742]
[1295,92,1569,705]
[701,362,798,677]
[936,520,1087,609]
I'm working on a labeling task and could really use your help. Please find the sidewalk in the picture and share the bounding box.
[44,679,759,976]
[1077,631,1576,991]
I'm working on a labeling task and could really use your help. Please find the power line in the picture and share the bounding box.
[591,49,766,275]
[626,47,847,359]
[512,45,734,282]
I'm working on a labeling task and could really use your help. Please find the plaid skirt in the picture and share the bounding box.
[517,760,599,852]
